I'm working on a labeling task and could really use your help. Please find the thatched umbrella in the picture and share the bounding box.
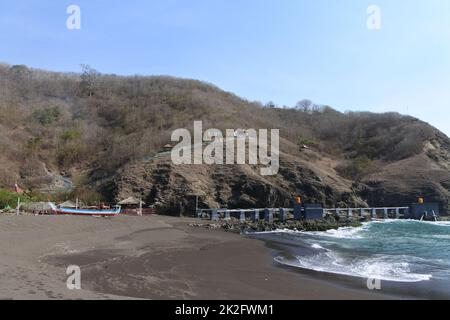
[118,197,145,207]
[58,200,77,208]
[118,197,146,216]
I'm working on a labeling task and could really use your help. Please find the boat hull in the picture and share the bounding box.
[48,202,121,217]
[53,209,120,217]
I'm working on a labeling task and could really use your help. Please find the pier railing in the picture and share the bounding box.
[197,206,410,222]
[325,207,409,219]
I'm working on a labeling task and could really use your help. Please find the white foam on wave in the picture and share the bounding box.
[249,228,300,235]
[252,224,369,238]
[373,219,450,227]
[250,224,369,239]
[253,222,374,239]
[420,220,450,227]
[275,251,432,283]
[302,224,369,239]
[432,234,450,240]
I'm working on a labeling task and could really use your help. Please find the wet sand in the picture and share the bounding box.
[0,215,396,300]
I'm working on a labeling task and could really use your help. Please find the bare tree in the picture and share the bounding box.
[295,99,313,113]
[79,64,99,97]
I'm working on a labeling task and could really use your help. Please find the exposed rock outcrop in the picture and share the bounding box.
[102,134,450,216]
[101,149,368,216]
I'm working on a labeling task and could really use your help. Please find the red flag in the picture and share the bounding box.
[14,183,24,194]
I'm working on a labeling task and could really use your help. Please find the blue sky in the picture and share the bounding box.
[0,0,449,136]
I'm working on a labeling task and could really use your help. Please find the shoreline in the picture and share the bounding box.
[0,215,399,300]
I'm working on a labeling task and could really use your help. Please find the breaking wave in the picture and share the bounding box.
[261,220,450,284]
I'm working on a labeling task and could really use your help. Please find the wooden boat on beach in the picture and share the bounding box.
[48,202,121,217]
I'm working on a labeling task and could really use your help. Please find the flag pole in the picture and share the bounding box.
[16,197,20,216]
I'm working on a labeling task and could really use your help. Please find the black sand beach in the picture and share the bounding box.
[0,215,395,300]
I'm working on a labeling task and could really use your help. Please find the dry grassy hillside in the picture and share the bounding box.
[0,63,448,213]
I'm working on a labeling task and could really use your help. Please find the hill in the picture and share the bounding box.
[0,63,449,213]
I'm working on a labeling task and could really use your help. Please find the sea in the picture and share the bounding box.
[249,220,450,299]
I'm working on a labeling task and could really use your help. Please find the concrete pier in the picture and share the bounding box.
[279,208,286,222]
[371,208,377,218]
[201,206,410,223]
[253,209,260,222]
[264,209,273,223]
[211,209,219,221]
[240,210,246,222]
[293,204,302,220]
[348,208,353,218]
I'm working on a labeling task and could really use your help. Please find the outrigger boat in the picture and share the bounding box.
[48,202,121,217]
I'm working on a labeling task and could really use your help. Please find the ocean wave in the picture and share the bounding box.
[250,224,369,239]
[275,251,432,283]
[311,243,327,250]
[249,228,301,235]
[372,219,450,227]
[301,224,369,239]
[254,220,449,284]
[419,220,450,227]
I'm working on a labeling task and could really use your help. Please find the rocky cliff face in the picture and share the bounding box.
[101,131,450,216]
[360,133,450,212]
[97,144,438,216]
